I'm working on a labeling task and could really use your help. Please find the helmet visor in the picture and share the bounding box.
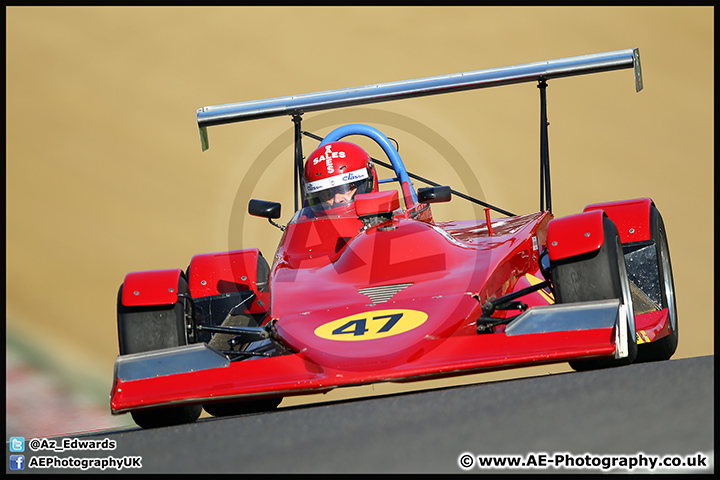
[305,167,372,207]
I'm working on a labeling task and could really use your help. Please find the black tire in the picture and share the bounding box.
[117,275,202,428]
[635,205,678,362]
[117,281,189,355]
[551,216,637,370]
[203,397,282,418]
[129,404,203,430]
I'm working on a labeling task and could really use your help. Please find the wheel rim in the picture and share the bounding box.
[616,236,636,352]
[658,230,677,333]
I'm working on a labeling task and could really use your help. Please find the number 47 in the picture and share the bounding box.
[332,313,404,336]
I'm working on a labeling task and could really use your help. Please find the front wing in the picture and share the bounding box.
[111,300,630,414]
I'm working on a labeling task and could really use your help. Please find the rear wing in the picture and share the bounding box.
[196,48,642,151]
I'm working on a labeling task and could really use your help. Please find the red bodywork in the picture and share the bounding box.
[547,210,606,262]
[187,249,270,315]
[110,198,670,414]
[112,330,615,411]
[584,198,653,243]
[122,269,183,307]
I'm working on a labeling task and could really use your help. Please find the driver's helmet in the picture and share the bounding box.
[303,141,378,212]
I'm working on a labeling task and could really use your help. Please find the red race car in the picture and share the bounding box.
[111,48,677,429]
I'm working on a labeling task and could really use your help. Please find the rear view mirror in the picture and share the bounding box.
[248,199,282,219]
[248,200,284,231]
[417,186,452,204]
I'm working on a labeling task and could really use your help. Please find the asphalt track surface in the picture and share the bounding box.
[21,355,713,474]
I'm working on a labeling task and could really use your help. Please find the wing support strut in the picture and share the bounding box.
[292,114,303,212]
[539,80,552,215]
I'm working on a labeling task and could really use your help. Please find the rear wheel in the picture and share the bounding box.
[117,276,202,428]
[635,205,678,362]
[551,216,637,370]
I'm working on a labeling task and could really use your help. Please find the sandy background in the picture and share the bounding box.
[6,7,713,435]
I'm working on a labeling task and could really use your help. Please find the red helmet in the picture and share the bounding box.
[303,141,378,211]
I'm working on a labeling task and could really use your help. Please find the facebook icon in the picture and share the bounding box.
[9,454,25,471]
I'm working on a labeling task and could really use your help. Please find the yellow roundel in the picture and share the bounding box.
[314,309,428,341]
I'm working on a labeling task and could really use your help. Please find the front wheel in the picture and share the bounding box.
[117,276,202,428]
[129,404,203,430]
[551,216,637,371]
